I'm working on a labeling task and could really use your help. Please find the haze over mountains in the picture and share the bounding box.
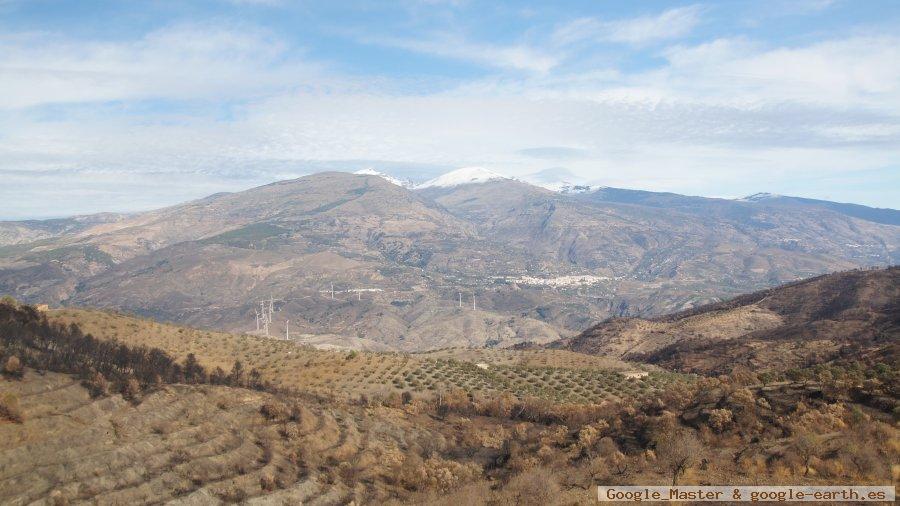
[1,168,897,350]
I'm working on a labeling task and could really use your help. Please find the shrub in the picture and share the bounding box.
[259,472,277,491]
[280,422,300,440]
[707,408,734,433]
[2,355,24,379]
[121,377,142,403]
[260,401,290,421]
[84,372,110,398]
[655,428,702,486]
[495,468,560,506]
[0,392,23,422]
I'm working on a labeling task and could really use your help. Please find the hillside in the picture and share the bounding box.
[552,267,900,374]
[44,307,678,405]
[1,170,898,350]
[3,299,898,505]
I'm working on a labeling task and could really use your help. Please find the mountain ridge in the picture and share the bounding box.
[0,170,897,350]
[550,266,899,374]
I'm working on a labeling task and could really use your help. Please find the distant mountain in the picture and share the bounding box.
[737,193,900,226]
[353,168,414,188]
[520,167,599,194]
[551,267,899,374]
[0,169,897,350]
[0,213,125,247]
[416,167,511,189]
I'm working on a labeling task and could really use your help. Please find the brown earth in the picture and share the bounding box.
[44,307,679,405]
[2,172,898,351]
[552,267,899,374]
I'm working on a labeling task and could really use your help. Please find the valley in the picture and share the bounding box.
[5,3,899,504]
[1,274,897,504]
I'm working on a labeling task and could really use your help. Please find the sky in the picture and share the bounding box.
[1,0,899,219]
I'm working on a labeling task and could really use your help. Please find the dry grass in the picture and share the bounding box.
[46,308,683,404]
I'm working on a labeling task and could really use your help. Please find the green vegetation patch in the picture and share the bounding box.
[22,244,114,266]
[200,223,290,249]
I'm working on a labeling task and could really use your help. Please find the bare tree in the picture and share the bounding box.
[656,428,703,486]
[791,432,824,476]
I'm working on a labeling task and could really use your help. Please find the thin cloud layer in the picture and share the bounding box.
[0,0,898,218]
[554,5,705,46]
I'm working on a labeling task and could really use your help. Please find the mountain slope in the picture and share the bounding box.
[0,170,898,350]
[552,267,899,374]
[738,193,900,226]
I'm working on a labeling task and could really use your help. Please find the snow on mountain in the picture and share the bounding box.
[353,168,413,188]
[415,167,512,189]
[737,192,782,202]
[535,181,601,194]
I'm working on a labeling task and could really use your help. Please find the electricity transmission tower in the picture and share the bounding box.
[254,297,275,337]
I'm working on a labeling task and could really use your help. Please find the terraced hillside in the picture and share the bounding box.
[0,369,498,505]
[4,300,897,505]
[45,308,683,404]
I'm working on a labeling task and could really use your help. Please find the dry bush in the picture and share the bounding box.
[259,472,277,491]
[279,422,300,440]
[788,432,826,476]
[493,468,561,506]
[83,372,109,398]
[538,425,569,447]
[655,427,702,485]
[121,377,142,403]
[2,355,23,379]
[397,454,482,492]
[504,441,540,473]
[260,400,290,421]
[476,392,517,418]
[289,402,304,422]
[707,408,733,433]
[0,392,23,422]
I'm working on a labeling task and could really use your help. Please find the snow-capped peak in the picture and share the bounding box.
[737,192,782,202]
[535,181,601,194]
[416,167,512,189]
[353,168,412,188]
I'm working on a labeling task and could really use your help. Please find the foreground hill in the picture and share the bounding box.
[44,307,677,405]
[3,299,898,505]
[552,267,899,374]
[2,170,898,350]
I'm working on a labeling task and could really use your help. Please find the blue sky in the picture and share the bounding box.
[1,0,899,218]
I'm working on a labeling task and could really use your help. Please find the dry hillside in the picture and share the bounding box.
[2,299,898,505]
[552,267,899,374]
[45,308,680,405]
[3,172,898,351]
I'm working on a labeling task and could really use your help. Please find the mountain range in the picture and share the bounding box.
[0,168,897,350]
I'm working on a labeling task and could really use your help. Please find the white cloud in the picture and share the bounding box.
[554,5,704,46]
[656,36,900,108]
[0,23,323,109]
[364,33,559,73]
[1,10,898,215]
